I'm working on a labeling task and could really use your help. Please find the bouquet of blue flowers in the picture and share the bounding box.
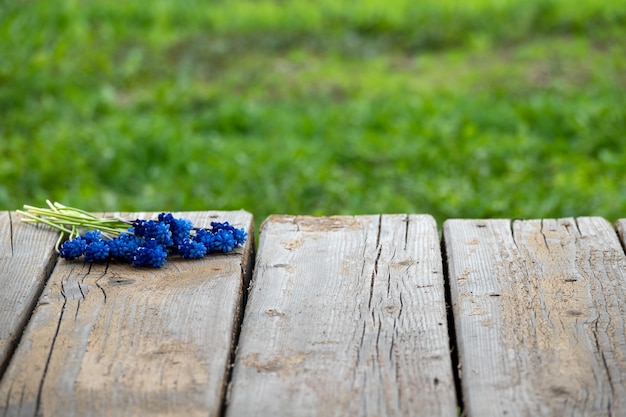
[18,201,247,268]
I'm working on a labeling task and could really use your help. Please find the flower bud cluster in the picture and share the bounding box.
[59,213,247,268]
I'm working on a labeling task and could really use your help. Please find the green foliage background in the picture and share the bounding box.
[2,0,625,227]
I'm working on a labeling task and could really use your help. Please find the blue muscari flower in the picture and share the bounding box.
[178,238,207,259]
[59,237,87,260]
[132,219,173,247]
[132,239,167,268]
[130,219,147,236]
[108,233,142,260]
[84,239,110,262]
[193,228,216,252]
[233,228,247,246]
[211,221,234,233]
[172,218,193,244]
[210,221,246,247]
[84,230,103,244]
[157,213,176,224]
[213,229,236,253]
[159,213,193,248]
[57,216,242,267]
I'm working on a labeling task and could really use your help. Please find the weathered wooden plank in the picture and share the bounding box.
[0,212,59,377]
[0,211,254,417]
[226,214,457,417]
[444,217,626,417]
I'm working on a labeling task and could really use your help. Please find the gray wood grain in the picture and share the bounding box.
[0,212,59,377]
[226,214,457,417]
[444,217,626,417]
[0,211,254,417]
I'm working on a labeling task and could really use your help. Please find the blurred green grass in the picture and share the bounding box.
[1,0,625,227]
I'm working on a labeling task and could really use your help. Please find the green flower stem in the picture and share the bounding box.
[19,213,125,233]
[55,231,66,252]
[18,201,132,240]
[18,211,74,234]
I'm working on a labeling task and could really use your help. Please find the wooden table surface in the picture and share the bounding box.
[1,212,626,417]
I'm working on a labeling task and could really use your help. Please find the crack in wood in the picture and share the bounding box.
[368,216,383,311]
[78,278,86,301]
[375,311,383,358]
[403,214,409,252]
[540,219,551,253]
[590,253,616,403]
[510,219,522,253]
[7,212,14,258]
[95,264,109,303]
[573,217,583,237]
[593,318,616,407]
